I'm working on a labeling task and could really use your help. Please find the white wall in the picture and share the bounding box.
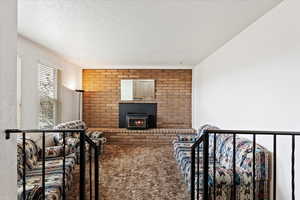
[18,36,82,129]
[192,0,300,199]
[0,0,17,199]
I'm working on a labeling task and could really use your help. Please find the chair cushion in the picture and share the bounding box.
[17,138,39,180]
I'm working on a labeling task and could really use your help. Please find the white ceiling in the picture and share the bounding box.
[18,0,282,68]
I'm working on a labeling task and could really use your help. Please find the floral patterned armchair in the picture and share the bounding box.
[173,124,272,200]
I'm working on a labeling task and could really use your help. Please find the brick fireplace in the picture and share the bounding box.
[83,69,192,128]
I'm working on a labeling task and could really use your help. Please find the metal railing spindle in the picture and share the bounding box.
[291,135,295,200]
[203,133,209,200]
[22,131,26,200]
[95,144,100,200]
[253,134,256,200]
[197,145,200,199]
[233,134,236,200]
[63,131,66,200]
[90,144,92,200]
[80,130,86,200]
[42,131,46,199]
[213,133,216,200]
[191,145,195,200]
[273,135,277,200]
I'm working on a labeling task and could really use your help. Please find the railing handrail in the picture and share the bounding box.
[191,133,206,149]
[5,128,85,132]
[205,129,300,135]
[84,134,99,147]
[5,128,86,139]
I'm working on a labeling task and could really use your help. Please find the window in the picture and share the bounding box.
[38,63,58,129]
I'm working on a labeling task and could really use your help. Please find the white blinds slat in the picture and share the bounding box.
[38,63,58,128]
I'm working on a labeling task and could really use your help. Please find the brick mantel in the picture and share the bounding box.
[118,101,157,104]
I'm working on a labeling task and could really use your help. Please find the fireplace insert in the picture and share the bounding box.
[126,113,149,129]
[119,103,157,128]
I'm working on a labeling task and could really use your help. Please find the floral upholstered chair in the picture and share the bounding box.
[173,124,272,200]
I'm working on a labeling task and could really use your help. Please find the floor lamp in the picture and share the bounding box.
[75,89,84,121]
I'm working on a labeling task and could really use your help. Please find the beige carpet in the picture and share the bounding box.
[100,144,189,200]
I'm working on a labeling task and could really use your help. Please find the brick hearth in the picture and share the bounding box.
[89,128,196,144]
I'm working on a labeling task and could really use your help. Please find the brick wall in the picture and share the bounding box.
[83,69,192,128]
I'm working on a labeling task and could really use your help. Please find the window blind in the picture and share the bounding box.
[38,63,58,129]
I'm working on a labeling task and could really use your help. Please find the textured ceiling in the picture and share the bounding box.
[18,0,282,68]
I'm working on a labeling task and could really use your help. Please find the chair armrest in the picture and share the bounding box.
[238,148,272,182]
[87,130,104,139]
[176,134,198,142]
[94,137,106,143]
[90,138,107,146]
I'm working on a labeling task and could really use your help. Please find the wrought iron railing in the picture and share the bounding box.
[5,129,100,200]
[191,129,300,200]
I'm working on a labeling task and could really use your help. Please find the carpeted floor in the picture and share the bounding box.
[100,144,189,200]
